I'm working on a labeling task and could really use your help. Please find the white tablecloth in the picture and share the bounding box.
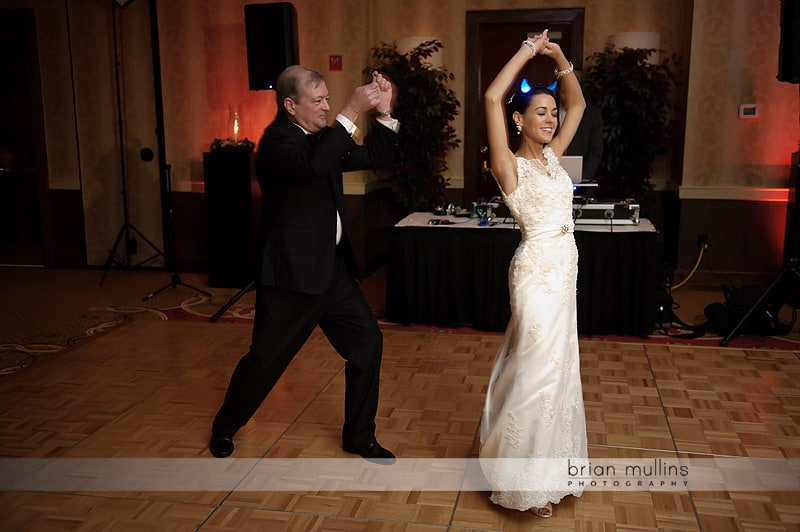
[395,212,656,233]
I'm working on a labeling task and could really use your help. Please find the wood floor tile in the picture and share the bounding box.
[692,490,800,531]
[223,489,459,526]
[646,346,800,457]
[0,492,214,531]
[203,506,448,531]
[580,343,674,450]
[1,320,798,530]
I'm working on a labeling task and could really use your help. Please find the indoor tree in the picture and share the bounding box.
[364,39,461,213]
[582,44,681,202]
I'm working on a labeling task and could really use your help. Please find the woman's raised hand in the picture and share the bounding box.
[526,29,549,55]
[539,37,563,58]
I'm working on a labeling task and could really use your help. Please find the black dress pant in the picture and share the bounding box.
[212,253,383,448]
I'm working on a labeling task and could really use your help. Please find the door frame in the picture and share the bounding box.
[464,9,585,202]
[0,9,52,266]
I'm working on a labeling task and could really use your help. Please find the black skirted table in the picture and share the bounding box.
[384,212,660,336]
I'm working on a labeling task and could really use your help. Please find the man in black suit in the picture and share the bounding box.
[557,72,603,181]
[209,66,399,463]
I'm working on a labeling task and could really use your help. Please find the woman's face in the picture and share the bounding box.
[517,93,558,145]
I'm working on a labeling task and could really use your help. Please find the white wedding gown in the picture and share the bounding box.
[479,146,588,511]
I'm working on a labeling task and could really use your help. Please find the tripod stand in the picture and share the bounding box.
[99,0,163,286]
[719,258,800,346]
[141,163,211,302]
[98,200,164,286]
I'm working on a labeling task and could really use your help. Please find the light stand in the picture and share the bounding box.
[141,0,211,302]
[99,0,164,286]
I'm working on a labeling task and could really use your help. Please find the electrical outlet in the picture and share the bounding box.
[697,234,708,249]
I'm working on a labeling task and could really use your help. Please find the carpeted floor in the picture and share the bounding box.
[0,267,245,375]
[2,264,799,376]
[0,266,388,375]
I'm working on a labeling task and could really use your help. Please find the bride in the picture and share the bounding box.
[478,29,589,518]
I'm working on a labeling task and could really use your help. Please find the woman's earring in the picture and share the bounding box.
[515,122,522,135]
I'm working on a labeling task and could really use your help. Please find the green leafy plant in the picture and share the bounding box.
[365,39,461,213]
[210,138,255,152]
[582,44,680,202]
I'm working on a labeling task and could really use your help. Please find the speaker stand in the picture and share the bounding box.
[719,258,800,346]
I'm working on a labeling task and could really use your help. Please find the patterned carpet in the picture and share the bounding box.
[2,266,799,376]
[0,267,249,375]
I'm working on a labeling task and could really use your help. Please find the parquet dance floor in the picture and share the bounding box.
[0,320,798,531]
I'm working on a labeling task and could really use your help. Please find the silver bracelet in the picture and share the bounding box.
[554,62,574,80]
[521,40,536,57]
[375,109,392,117]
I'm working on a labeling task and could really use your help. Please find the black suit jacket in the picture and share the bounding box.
[254,113,397,295]
[567,103,603,181]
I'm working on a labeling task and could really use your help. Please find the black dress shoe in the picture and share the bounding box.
[343,439,396,464]
[209,435,234,458]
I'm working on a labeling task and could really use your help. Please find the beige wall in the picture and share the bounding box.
[153,0,699,193]
[3,0,798,265]
[156,0,375,194]
[1,0,166,265]
[682,0,798,192]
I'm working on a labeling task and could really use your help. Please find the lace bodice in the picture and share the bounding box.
[502,146,574,234]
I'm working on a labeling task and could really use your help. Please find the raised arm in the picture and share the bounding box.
[484,31,548,195]
[540,40,585,156]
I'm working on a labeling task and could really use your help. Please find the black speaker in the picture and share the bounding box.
[783,152,800,263]
[203,151,260,287]
[778,0,800,83]
[244,3,299,90]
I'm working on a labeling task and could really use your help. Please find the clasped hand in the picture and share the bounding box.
[527,29,563,57]
[349,71,394,115]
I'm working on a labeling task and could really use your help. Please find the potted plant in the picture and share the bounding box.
[581,44,681,203]
[364,39,461,213]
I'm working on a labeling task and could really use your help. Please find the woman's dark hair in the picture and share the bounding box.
[505,85,556,136]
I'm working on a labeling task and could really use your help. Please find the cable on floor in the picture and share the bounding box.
[671,243,706,292]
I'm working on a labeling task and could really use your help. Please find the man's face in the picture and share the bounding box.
[285,74,331,133]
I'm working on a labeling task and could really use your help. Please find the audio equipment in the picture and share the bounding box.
[244,3,299,90]
[572,200,640,225]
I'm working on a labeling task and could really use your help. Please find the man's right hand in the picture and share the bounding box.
[341,78,382,123]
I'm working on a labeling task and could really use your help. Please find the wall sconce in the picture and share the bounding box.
[395,36,443,69]
[609,32,661,64]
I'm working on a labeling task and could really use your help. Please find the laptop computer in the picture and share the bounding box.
[560,155,583,184]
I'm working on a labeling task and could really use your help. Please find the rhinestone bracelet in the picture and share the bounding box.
[554,62,574,80]
[521,40,537,57]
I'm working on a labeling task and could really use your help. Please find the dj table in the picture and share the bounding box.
[385,212,660,336]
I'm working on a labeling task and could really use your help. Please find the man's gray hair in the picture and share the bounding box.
[275,65,325,113]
